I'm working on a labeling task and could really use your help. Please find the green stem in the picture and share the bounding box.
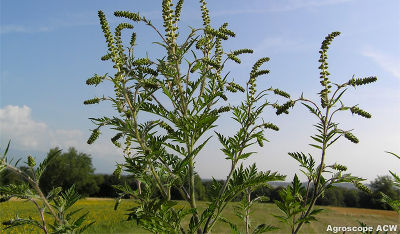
[245,189,251,234]
[30,198,48,234]
[122,84,170,200]
[148,159,169,199]
[204,93,256,233]
[203,161,236,233]
[294,106,330,234]
[186,139,201,234]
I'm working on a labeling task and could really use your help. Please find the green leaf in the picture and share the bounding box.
[73,212,90,227]
[252,224,279,233]
[0,184,36,200]
[386,151,400,160]
[272,214,288,224]
[219,217,240,234]
[2,140,11,158]
[309,208,324,216]
[46,187,62,201]
[190,136,212,159]
[331,88,347,106]
[301,103,319,117]
[309,144,322,149]
[2,216,43,230]
[78,221,96,233]
[238,152,256,160]
[310,136,323,143]
[35,149,61,181]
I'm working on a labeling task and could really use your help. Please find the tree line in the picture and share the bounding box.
[1,147,398,211]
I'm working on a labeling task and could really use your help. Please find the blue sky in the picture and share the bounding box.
[1,0,399,181]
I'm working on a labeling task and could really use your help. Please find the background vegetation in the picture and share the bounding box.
[1,147,399,211]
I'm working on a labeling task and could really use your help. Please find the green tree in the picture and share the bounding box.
[39,147,99,196]
[317,187,345,207]
[370,175,400,210]
[194,174,207,201]
[91,174,138,198]
[371,176,398,199]
[1,142,94,233]
[0,166,29,186]
[343,188,360,207]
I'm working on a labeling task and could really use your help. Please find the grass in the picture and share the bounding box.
[1,199,398,233]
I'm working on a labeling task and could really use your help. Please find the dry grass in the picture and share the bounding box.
[328,206,398,217]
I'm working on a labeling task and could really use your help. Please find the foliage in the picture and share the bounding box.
[368,175,400,211]
[91,174,137,198]
[0,141,94,233]
[170,173,208,201]
[220,165,280,234]
[356,152,400,233]
[380,152,400,213]
[317,186,357,207]
[272,32,377,233]
[0,166,29,186]
[85,0,286,232]
[39,147,99,197]
[316,186,345,207]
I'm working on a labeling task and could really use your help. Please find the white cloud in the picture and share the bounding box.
[0,105,47,148]
[362,47,400,79]
[0,105,121,158]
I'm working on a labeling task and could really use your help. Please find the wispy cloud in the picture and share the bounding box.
[0,25,52,34]
[0,11,98,35]
[0,105,121,159]
[214,0,355,16]
[362,47,400,79]
[255,36,304,53]
[0,10,161,35]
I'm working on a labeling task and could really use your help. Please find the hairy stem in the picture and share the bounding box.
[203,161,236,233]
[30,198,48,234]
[294,105,330,234]
[245,189,251,234]
[204,94,256,232]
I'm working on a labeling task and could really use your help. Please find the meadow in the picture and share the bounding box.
[1,199,398,233]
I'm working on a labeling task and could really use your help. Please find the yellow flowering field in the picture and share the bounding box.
[0,199,398,233]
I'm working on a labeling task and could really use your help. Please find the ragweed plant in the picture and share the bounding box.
[273,32,377,234]
[220,164,279,234]
[0,141,94,233]
[85,0,285,233]
[380,151,400,213]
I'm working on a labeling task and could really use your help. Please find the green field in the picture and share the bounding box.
[1,199,398,233]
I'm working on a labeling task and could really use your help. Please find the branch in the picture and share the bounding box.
[5,164,61,224]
